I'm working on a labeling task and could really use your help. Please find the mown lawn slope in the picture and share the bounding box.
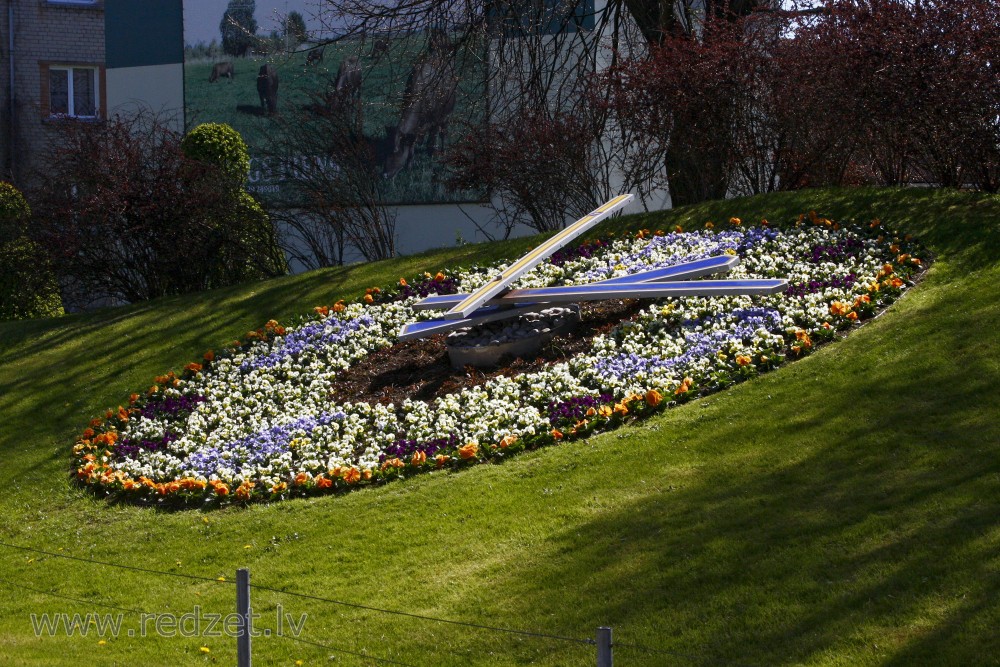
[0,188,998,665]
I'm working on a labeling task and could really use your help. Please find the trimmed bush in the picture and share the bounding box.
[180,122,251,183]
[31,115,284,304]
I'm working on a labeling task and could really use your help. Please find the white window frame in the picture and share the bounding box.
[48,66,100,119]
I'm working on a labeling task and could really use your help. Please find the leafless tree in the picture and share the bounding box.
[268,94,396,266]
[310,0,777,225]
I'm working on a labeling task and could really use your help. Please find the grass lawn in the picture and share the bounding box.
[1,187,998,665]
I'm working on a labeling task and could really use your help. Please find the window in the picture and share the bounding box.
[48,66,99,118]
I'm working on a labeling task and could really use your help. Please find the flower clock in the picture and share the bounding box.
[72,211,924,507]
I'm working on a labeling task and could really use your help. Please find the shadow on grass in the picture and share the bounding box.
[468,256,1000,665]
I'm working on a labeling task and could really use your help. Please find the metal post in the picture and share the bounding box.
[597,626,612,667]
[236,568,252,667]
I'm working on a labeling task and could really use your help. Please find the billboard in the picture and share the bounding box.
[182,1,486,205]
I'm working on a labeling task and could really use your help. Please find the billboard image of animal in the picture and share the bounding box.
[383,49,458,178]
[208,61,235,82]
[182,1,485,205]
[305,45,325,65]
[256,64,279,114]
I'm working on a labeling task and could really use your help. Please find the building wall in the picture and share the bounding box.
[3,0,105,183]
[104,0,183,130]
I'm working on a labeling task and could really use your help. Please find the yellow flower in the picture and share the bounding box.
[200,646,211,653]
[830,301,850,316]
[613,402,629,416]
[598,405,613,418]
[735,355,752,366]
[235,481,255,501]
[381,457,405,471]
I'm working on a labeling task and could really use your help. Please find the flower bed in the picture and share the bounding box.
[72,213,925,507]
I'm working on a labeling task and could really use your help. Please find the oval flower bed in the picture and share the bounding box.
[72,213,925,507]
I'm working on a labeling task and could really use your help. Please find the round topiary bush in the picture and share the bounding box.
[180,123,251,183]
[0,181,31,243]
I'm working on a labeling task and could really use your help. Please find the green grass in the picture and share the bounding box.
[1,187,999,665]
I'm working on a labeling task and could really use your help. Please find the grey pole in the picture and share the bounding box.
[597,626,612,667]
[236,568,252,667]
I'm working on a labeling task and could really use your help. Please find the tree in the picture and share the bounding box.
[268,94,397,266]
[313,0,776,222]
[0,182,63,320]
[220,0,258,58]
[446,110,602,233]
[30,114,285,305]
[286,11,308,47]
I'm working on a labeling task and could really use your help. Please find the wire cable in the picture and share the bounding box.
[0,540,232,585]
[252,582,596,646]
[2,540,594,648]
[0,575,151,617]
[276,631,418,666]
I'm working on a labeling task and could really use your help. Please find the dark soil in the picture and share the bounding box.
[331,300,644,406]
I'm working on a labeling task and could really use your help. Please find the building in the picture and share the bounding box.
[2,0,106,183]
[2,0,659,271]
[0,0,186,183]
